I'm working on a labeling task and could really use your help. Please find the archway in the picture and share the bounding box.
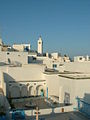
[10,86,20,98]
[21,85,28,97]
[36,85,44,96]
[29,86,34,96]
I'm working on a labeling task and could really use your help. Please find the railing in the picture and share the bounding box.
[76,97,90,118]
[12,110,25,120]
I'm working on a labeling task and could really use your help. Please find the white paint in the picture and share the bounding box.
[13,44,31,51]
[37,36,43,54]
[0,51,28,64]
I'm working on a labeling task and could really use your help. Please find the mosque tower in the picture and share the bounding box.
[37,36,43,54]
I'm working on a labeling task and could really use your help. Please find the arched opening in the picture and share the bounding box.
[21,85,28,97]
[10,86,20,98]
[36,85,44,96]
[29,86,34,96]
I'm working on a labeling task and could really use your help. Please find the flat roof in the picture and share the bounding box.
[59,74,90,79]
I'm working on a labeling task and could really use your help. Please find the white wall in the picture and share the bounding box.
[75,79,90,103]
[13,44,24,51]
[0,71,4,88]
[44,74,60,97]
[0,52,6,63]
[0,51,28,64]
[74,56,85,62]
[59,77,77,104]
[59,76,90,105]
[51,53,59,59]
[0,64,46,98]
[45,72,90,106]
[64,62,90,73]
[5,64,45,81]
[0,71,6,95]
[43,57,65,72]
[13,44,31,51]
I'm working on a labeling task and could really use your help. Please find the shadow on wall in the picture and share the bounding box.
[3,72,28,98]
[3,73,45,99]
[76,93,90,118]
[0,90,10,119]
[83,93,90,104]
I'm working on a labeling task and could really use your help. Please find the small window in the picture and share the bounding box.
[53,64,57,68]
[33,57,36,60]
[79,57,82,60]
[8,58,11,64]
[7,52,10,55]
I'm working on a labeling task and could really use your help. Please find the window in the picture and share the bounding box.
[53,64,57,68]
[7,52,10,55]
[79,57,82,60]
[8,58,11,64]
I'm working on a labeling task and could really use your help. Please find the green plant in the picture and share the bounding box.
[41,89,44,92]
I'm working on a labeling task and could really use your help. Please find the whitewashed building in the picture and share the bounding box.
[0,37,90,113]
[13,43,31,52]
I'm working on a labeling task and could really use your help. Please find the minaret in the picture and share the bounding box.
[37,36,43,54]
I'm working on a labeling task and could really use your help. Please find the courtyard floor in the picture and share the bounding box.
[10,97,66,110]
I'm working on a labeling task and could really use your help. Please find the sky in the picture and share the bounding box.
[0,0,90,57]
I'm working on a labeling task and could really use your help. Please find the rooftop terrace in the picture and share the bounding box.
[59,73,90,79]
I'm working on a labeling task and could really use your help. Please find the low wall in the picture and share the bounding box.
[25,105,74,116]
